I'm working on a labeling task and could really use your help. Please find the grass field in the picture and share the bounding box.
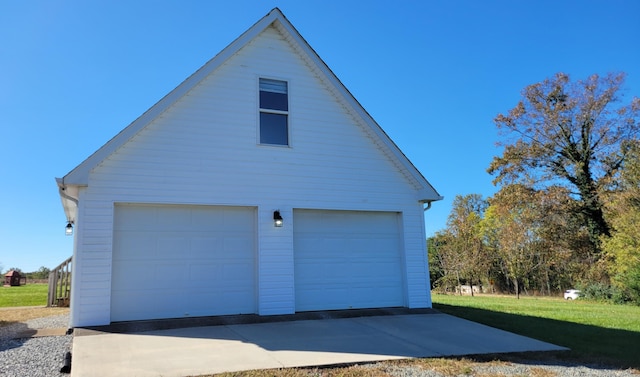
[0,283,49,307]
[432,293,640,369]
[0,283,65,328]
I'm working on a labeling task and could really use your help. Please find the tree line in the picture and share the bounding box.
[2,266,52,280]
[429,72,640,304]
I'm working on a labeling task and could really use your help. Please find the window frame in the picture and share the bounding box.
[258,77,290,147]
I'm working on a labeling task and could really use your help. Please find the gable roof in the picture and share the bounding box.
[58,8,442,204]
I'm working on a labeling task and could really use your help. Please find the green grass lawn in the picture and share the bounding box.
[0,283,48,307]
[432,293,640,368]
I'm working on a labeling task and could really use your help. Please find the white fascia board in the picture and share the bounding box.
[418,191,445,203]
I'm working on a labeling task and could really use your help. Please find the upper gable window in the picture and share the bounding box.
[259,78,289,146]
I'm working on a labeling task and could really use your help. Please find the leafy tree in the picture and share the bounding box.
[27,266,52,280]
[431,194,489,295]
[488,73,640,256]
[482,184,593,297]
[482,185,547,298]
[446,194,489,295]
[602,141,640,303]
[521,186,573,293]
[427,231,460,290]
[430,230,464,293]
[427,236,444,288]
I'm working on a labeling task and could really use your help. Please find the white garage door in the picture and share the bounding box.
[112,204,256,322]
[293,209,404,312]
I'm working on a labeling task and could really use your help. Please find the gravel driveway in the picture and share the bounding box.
[1,313,637,377]
[0,314,71,377]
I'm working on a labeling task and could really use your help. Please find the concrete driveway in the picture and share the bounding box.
[71,312,567,377]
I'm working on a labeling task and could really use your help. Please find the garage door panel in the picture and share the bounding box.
[296,288,348,308]
[359,236,397,250]
[190,208,225,230]
[294,209,404,312]
[190,237,223,257]
[296,211,399,234]
[156,236,189,259]
[112,288,188,321]
[114,208,155,230]
[222,209,256,228]
[190,237,252,260]
[113,261,163,290]
[221,262,254,279]
[295,239,339,257]
[296,260,348,280]
[223,237,255,256]
[188,263,222,281]
[114,260,185,289]
[352,293,398,307]
[188,293,229,315]
[112,204,256,322]
[154,262,180,280]
[294,263,324,281]
[156,207,191,230]
[115,233,156,260]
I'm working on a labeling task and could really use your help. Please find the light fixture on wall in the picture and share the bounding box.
[65,222,74,236]
[273,210,283,227]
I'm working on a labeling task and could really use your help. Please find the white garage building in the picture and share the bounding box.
[57,8,442,328]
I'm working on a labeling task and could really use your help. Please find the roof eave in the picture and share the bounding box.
[419,193,445,203]
[56,178,80,223]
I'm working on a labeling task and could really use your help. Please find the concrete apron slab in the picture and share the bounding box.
[71,313,567,377]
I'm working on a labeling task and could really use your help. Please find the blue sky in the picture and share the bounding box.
[1,1,638,272]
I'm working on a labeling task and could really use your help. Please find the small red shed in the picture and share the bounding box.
[4,270,26,287]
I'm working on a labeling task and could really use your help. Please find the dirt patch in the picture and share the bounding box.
[0,307,69,327]
[11,327,68,339]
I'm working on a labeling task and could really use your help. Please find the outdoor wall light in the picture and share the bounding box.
[273,211,283,227]
[65,222,73,236]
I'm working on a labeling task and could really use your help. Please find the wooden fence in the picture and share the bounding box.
[47,256,72,307]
